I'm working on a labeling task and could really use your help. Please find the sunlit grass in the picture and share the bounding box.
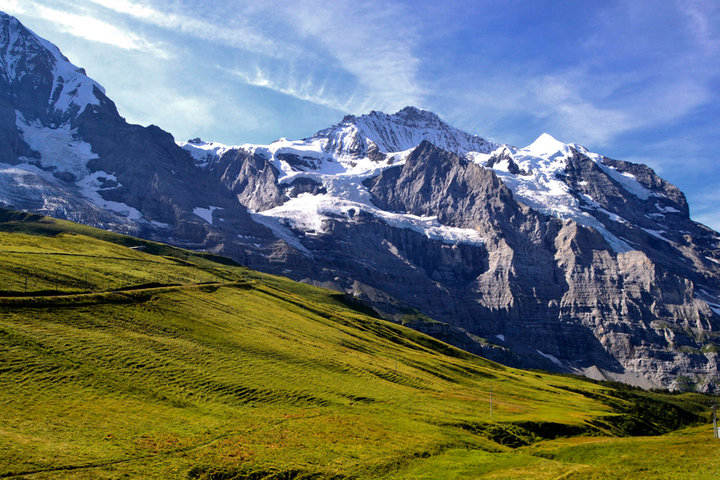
[0,211,715,479]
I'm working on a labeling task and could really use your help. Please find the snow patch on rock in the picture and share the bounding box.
[16,112,97,180]
[656,203,682,214]
[573,146,653,200]
[696,289,720,316]
[255,192,485,247]
[193,206,220,224]
[536,349,564,367]
[312,106,498,157]
[179,139,232,167]
[77,173,142,221]
[249,212,311,254]
[642,228,671,243]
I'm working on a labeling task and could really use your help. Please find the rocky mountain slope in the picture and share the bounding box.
[0,12,269,249]
[1,12,719,391]
[0,210,711,480]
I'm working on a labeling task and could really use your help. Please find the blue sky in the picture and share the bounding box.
[2,0,719,230]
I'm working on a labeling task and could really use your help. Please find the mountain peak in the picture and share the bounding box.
[338,107,451,134]
[394,105,440,120]
[0,12,104,123]
[522,132,570,157]
[313,107,497,158]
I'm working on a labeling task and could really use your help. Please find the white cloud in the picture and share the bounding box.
[278,0,425,113]
[688,190,720,231]
[529,75,633,145]
[450,59,713,150]
[677,0,719,54]
[440,1,720,153]
[5,0,170,58]
[120,87,217,138]
[0,0,25,14]
[85,0,293,59]
[226,66,350,112]
[694,213,720,232]
[84,0,424,114]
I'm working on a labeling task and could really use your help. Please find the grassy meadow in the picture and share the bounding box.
[0,210,717,479]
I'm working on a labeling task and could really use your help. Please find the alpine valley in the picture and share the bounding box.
[1,11,719,392]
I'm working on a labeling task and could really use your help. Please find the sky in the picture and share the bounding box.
[2,0,719,230]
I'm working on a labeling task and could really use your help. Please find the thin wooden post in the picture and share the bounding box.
[490,385,493,420]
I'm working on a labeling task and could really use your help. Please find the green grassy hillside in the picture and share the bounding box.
[0,209,716,479]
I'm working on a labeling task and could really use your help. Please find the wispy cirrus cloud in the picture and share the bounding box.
[0,0,23,13]
[0,0,170,58]
[274,0,425,113]
[225,66,353,113]
[85,0,298,59]
[527,70,711,147]
[4,0,426,116]
[2,0,719,225]
[123,88,218,135]
[527,74,633,145]
[677,0,719,54]
[82,0,425,114]
[691,192,720,232]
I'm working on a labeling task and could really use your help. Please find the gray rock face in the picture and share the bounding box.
[601,157,688,214]
[558,148,720,293]
[364,141,525,230]
[2,13,719,391]
[211,148,285,211]
[0,14,50,163]
[208,148,327,212]
[486,147,530,176]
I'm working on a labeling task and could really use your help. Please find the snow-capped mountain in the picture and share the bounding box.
[183,107,497,177]
[0,12,135,229]
[0,12,269,244]
[0,11,103,122]
[180,108,498,244]
[310,106,498,158]
[2,12,720,391]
